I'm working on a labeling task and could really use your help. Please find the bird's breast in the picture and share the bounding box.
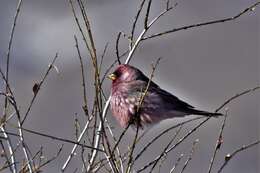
[110,92,132,127]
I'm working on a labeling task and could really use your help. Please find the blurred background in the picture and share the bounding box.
[0,0,259,172]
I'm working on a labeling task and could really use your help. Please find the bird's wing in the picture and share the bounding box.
[124,80,194,124]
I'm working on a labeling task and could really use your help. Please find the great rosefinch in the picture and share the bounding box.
[108,64,222,128]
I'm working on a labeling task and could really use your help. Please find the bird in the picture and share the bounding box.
[108,64,222,128]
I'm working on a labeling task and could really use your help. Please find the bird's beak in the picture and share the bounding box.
[108,73,117,81]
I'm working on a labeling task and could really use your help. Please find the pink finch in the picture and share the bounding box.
[108,64,222,128]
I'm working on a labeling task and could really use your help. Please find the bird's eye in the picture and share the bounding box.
[114,70,121,77]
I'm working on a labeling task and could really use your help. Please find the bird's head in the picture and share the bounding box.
[108,64,143,84]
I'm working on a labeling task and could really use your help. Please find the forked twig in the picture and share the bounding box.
[142,2,260,40]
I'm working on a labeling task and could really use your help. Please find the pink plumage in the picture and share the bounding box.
[108,64,222,128]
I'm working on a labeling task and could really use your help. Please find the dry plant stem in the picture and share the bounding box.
[215,86,260,112]
[217,140,260,173]
[111,122,132,155]
[74,35,89,117]
[0,132,13,172]
[89,3,173,171]
[77,0,97,59]
[101,138,119,173]
[99,42,109,73]
[138,118,209,172]
[17,127,102,151]
[2,1,23,172]
[169,153,184,173]
[180,139,199,173]
[138,85,260,172]
[99,120,118,173]
[142,2,260,40]
[105,121,124,173]
[148,126,183,173]
[61,119,94,172]
[126,58,161,173]
[144,0,153,29]
[207,111,228,173]
[21,53,59,125]
[0,71,27,173]
[130,0,146,49]
[8,99,33,173]
[126,124,140,173]
[116,32,122,64]
[65,1,104,171]
[13,113,33,173]
[86,100,110,172]
[34,145,63,172]
[134,117,203,162]
[125,6,173,64]
[4,0,23,118]
[68,0,94,59]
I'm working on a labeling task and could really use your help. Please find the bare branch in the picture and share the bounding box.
[144,0,153,29]
[116,32,122,65]
[142,2,260,40]
[169,153,184,173]
[134,117,204,162]
[130,0,146,48]
[180,139,199,173]
[18,127,104,152]
[74,35,89,117]
[208,110,228,173]
[217,140,260,173]
[21,53,59,125]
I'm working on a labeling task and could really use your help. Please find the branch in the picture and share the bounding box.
[21,53,59,125]
[207,110,228,173]
[18,127,104,152]
[74,35,89,117]
[217,140,260,173]
[115,32,122,65]
[130,0,146,49]
[142,2,260,40]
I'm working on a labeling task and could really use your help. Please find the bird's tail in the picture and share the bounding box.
[188,109,223,117]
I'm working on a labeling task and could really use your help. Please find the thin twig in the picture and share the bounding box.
[142,2,260,40]
[144,0,153,29]
[21,53,59,125]
[215,86,260,112]
[134,117,204,162]
[99,42,109,73]
[0,136,12,172]
[2,1,23,172]
[149,126,183,173]
[207,110,228,173]
[115,32,122,65]
[61,117,95,172]
[169,153,184,173]
[126,58,161,173]
[125,5,173,64]
[105,120,124,173]
[137,118,209,172]
[74,35,89,117]
[180,139,199,173]
[217,140,260,173]
[130,0,146,49]
[1,68,33,173]
[18,127,104,152]
[4,0,23,120]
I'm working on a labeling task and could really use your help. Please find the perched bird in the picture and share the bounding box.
[108,64,222,128]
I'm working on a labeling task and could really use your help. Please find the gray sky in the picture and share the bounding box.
[0,0,259,172]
